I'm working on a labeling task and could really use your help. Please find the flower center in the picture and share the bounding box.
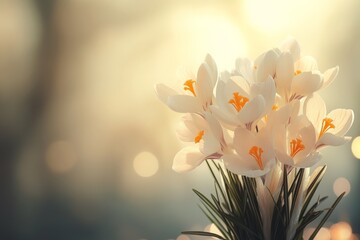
[290,138,305,157]
[294,70,302,76]
[319,118,335,138]
[183,79,196,96]
[194,130,204,143]
[249,146,264,170]
[272,104,279,111]
[228,92,249,112]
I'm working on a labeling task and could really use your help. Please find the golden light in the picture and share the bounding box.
[330,222,352,240]
[303,227,331,240]
[351,136,360,159]
[133,151,159,177]
[45,140,77,174]
[172,10,247,70]
[333,177,351,197]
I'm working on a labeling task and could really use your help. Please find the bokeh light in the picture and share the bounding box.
[330,222,353,240]
[303,227,331,240]
[351,136,360,159]
[333,177,351,197]
[133,151,159,177]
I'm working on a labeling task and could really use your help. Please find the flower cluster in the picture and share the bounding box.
[155,38,353,178]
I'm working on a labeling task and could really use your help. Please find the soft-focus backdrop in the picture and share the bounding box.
[0,0,359,239]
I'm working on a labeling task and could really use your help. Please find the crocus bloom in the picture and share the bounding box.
[274,115,320,168]
[210,72,276,130]
[155,54,217,114]
[223,125,276,177]
[173,113,225,172]
[304,93,354,148]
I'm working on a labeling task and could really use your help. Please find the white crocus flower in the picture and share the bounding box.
[274,115,320,168]
[223,125,276,177]
[173,113,225,173]
[252,37,338,102]
[304,93,354,148]
[155,54,217,113]
[210,72,276,130]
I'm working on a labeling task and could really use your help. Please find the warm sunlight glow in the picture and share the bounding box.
[173,10,247,70]
[303,227,330,240]
[351,136,360,159]
[133,151,159,177]
[330,222,352,240]
[333,177,351,197]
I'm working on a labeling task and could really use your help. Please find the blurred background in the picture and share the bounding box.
[0,0,359,239]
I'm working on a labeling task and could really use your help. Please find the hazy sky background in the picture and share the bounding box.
[0,0,359,239]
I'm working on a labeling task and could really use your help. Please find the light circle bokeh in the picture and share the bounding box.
[133,151,159,177]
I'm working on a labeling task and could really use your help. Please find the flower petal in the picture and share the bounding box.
[251,76,276,112]
[235,57,253,81]
[154,83,178,105]
[321,66,339,89]
[327,109,354,136]
[237,95,266,124]
[167,95,202,113]
[295,152,321,168]
[197,62,214,104]
[304,93,326,131]
[200,131,221,155]
[276,52,294,97]
[223,153,272,177]
[256,49,279,82]
[317,133,351,147]
[280,37,301,61]
[294,56,318,72]
[204,54,218,87]
[233,126,256,154]
[172,147,206,172]
[291,71,322,97]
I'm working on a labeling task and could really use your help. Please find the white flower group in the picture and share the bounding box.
[155,38,354,178]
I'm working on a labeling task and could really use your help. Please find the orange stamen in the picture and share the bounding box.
[290,138,305,157]
[183,79,196,96]
[194,130,205,143]
[249,146,264,170]
[319,118,335,138]
[228,92,249,112]
[272,104,279,111]
[294,70,302,76]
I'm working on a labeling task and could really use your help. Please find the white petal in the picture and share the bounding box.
[291,71,323,97]
[327,109,354,136]
[233,126,256,154]
[317,133,351,147]
[172,147,206,172]
[200,132,221,155]
[304,93,326,131]
[154,83,178,105]
[210,105,239,128]
[321,66,339,90]
[276,52,294,97]
[237,95,266,124]
[204,54,218,87]
[295,152,321,168]
[256,49,279,82]
[251,76,276,112]
[294,56,318,72]
[197,62,214,104]
[275,149,294,166]
[167,95,202,113]
[223,153,271,177]
[280,37,301,61]
[235,57,253,81]
[204,112,224,142]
